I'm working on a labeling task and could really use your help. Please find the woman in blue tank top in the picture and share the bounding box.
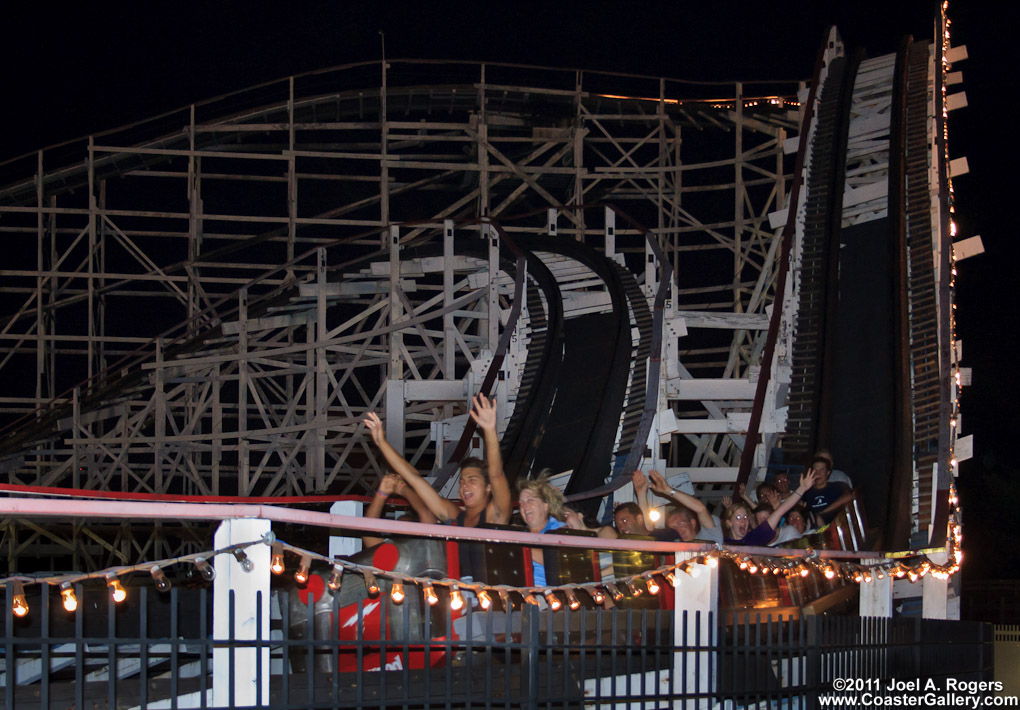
[517,476,567,587]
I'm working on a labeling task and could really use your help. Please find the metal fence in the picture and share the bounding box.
[0,584,994,710]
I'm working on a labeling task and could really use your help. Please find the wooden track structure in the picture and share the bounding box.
[0,22,968,573]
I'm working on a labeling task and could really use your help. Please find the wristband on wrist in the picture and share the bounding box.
[376,490,389,498]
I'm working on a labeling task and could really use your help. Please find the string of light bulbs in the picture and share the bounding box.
[1,529,962,620]
[0,535,271,617]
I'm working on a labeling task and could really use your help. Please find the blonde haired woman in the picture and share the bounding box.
[517,475,567,586]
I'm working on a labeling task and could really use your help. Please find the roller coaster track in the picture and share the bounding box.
[773,32,952,548]
[0,209,660,508]
[0,35,963,569]
[784,52,861,458]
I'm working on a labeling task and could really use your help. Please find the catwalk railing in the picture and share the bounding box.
[0,498,990,709]
[0,585,993,710]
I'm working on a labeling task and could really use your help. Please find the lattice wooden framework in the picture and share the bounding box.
[0,61,801,569]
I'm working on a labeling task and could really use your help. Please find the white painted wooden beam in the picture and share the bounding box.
[676,312,770,330]
[946,92,968,111]
[953,235,984,260]
[404,379,467,401]
[946,45,968,63]
[664,466,738,483]
[665,377,756,400]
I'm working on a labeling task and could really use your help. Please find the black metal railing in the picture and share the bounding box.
[0,584,994,710]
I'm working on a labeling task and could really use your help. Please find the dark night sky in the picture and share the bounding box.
[1,1,1015,577]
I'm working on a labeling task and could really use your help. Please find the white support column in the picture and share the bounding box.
[859,568,894,618]
[443,219,456,379]
[213,518,271,708]
[673,559,718,709]
[329,500,365,559]
[486,221,500,351]
[604,206,616,258]
[388,225,403,379]
[922,551,949,619]
[313,248,328,491]
[238,289,249,496]
[385,379,406,456]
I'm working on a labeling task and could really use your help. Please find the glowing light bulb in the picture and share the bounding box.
[10,580,28,618]
[648,509,661,523]
[663,570,676,587]
[644,574,660,596]
[627,580,643,597]
[424,583,439,606]
[566,589,581,610]
[525,594,540,606]
[390,581,405,604]
[824,566,836,580]
[450,586,465,611]
[478,589,492,610]
[706,556,718,569]
[328,565,343,591]
[270,544,285,575]
[106,574,127,603]
[363,570,380,598]
[60,582,78,613]
[544,591,562,610]
[591,587,606,605]
[800,566,810,577]
[294,555,311,584]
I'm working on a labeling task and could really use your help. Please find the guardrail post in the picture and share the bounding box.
[673,558,718,709]
[859,566,893,618]
[520,602,540,710]
[922,551,951,619]
[212,518,271,707]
